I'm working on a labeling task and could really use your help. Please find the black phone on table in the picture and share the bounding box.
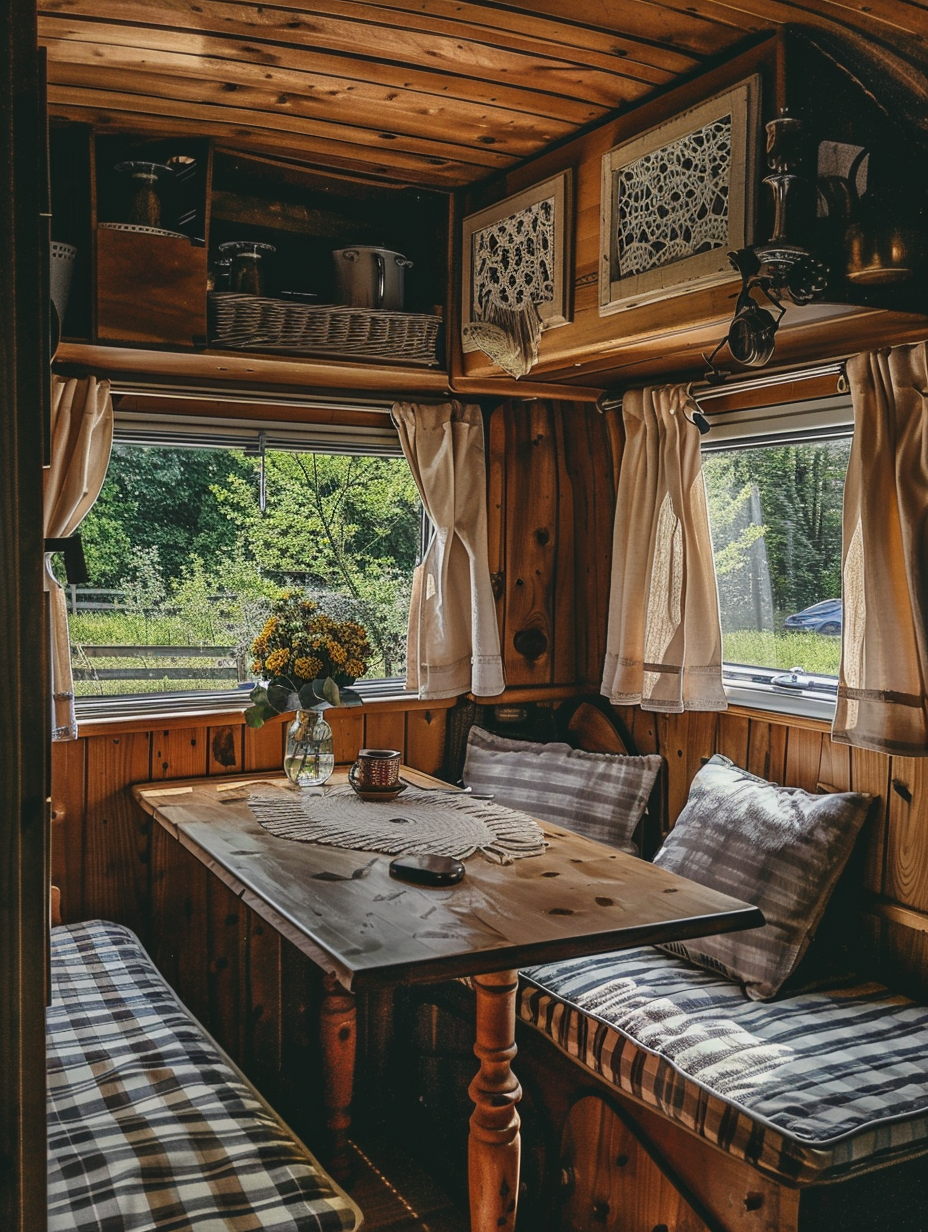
[389,853,465,886]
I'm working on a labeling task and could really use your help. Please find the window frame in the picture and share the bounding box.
[699,391,853,721]
[72,407,424,722]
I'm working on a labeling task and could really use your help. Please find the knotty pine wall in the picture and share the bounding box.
[487,399,616,691]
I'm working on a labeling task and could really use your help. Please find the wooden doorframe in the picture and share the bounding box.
[0,2,50,1229]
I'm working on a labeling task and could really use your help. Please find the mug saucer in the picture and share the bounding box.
[349,778,408,802]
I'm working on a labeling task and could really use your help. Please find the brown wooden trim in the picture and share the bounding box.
[869,899,928,936]
[51,349,614,413]
[76,694,456,739]
[1,3,49,1228]
[450,375,603,402]
[112,394,397,429]
[724,704,834,734]
[55,342,451,395]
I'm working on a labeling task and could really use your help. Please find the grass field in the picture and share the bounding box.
[722,628,841,676]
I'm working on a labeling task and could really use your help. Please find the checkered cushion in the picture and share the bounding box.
[463,725,662,855]
[520,947,928,1185]
[47,920,362,1232]
[654,755,871,999]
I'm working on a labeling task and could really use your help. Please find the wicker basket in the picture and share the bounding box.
[209,292,441,364]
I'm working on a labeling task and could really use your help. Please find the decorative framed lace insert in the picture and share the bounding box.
[461,172,572,377]
[600,78,761,316]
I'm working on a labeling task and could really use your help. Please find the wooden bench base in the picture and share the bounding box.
[397,981,928,1232]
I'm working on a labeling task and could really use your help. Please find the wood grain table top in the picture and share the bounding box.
[133,768,764,991]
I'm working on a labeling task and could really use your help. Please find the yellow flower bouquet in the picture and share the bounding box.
[245,593,372,727]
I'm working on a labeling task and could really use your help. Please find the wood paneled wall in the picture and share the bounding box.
[49,698,450,1143]
[487,399,615,692]
[615,703,928,1002]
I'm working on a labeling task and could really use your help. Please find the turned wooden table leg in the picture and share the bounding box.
[320,972,357,1183]
[469,968,522,1232]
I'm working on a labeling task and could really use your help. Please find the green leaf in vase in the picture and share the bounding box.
[298,681,330,711]
[267,679,299,713]
[320,676,342,706]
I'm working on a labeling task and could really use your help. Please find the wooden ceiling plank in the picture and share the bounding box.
[47,64,525,166]
[49,103,482,185]
[47,91,490,184]
[456,0,755,52]
[211,0,700,79]
[712,0,927,37]
[209,142,454,192]
[43,38,578,154]
[38,18,610,124]
[619,0,926,55]
[47,80,501,168]
[328,0,706,73]
[37,1,680,106]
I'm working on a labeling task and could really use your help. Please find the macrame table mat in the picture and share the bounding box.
[246,784,546,864]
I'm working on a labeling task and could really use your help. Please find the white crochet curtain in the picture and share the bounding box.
[833,344,928,756]
[44,375,114,740]
[601,383,727,713]
[393,401,505,700]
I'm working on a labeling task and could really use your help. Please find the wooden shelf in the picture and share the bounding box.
[54,342,612,403]
[55,341,452,395]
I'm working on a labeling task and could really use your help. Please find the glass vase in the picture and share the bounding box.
[284,709,335,787]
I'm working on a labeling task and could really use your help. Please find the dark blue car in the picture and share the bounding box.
[783,599,843,634]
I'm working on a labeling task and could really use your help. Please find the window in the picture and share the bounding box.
[701,393,853,718]
[70,407,422,718]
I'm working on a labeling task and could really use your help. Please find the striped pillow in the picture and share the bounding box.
[462,725,662,855]
[654,754,871,1000]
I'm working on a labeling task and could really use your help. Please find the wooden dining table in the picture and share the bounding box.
[132,766,763,1232]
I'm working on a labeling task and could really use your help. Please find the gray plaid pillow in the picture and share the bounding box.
[463,725,662,855]
[654,754,871,1000]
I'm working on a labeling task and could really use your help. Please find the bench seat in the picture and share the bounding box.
[47,919,362,1232]
[520,947,928,1187]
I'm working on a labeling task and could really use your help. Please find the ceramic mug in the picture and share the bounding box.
[349,748,402,791]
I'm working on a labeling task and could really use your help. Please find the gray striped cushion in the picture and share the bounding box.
[520,947,928,1184]
[462,725,662,854]
[653,755,870,1000]
[47,920,361,1232]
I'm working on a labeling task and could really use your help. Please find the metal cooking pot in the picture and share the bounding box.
[333,245,413,310]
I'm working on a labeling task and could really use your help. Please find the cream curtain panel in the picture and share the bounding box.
[833,344,928,756]
[44,375,114,741]
[601,384,727,713]
[393,401,505,700]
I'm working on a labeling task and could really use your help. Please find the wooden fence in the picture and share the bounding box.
[71,645,248,684]
[66,587,237,613]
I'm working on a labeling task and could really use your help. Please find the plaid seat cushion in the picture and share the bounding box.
[463,725,662,855]
[520,947,928,1185]
[48,920,362,1232]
